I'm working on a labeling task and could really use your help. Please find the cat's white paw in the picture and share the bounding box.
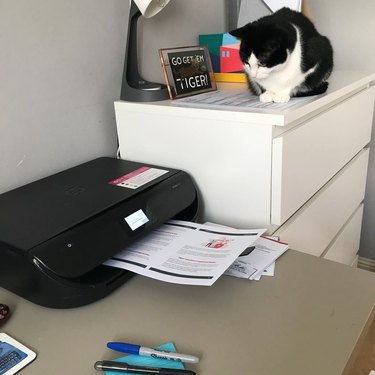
[259,92,273,103]
[273,93,291,103]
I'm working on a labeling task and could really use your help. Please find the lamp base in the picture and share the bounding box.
[121,79,170,102]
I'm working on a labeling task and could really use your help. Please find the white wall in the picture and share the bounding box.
[0,0,226,195]
[0,1,125,193]
[308,0,375,259]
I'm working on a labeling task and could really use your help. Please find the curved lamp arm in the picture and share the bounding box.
[120,0,170,102]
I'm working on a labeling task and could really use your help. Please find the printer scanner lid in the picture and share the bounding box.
[0,157,185,252]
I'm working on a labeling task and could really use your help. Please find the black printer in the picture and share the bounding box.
[0,157,199,308]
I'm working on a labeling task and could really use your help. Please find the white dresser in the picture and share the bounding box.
[115,71,375,266]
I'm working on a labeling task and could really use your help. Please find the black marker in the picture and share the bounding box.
[94,360,196,375]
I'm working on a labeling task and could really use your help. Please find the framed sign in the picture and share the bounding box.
[159,46,216,99]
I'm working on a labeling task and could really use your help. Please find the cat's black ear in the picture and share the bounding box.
[229,25,250,40]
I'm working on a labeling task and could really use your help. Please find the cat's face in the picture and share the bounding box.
[244,51,276,80]
[230,24,289,80]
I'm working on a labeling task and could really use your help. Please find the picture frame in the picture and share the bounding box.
[159,46,216,99]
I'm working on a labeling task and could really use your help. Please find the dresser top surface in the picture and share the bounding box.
[116,70,375,126]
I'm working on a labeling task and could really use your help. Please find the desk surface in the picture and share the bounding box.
[1,251,374,375]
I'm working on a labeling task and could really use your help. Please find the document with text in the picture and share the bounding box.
[224,236,289,280]
[173,90,315,113]
[104,220,265,286]
[204,223,289,280]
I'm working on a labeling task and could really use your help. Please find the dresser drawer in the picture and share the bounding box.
[115,103,274,228]
[271,87,375,225]
[323,204,364,265]
[273,148,369,256]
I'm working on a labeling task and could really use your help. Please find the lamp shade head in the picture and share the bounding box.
[133,0,170,18]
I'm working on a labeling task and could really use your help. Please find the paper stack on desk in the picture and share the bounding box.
[204,222,289,281]
[105,220,265,286]
[224,236,289,281]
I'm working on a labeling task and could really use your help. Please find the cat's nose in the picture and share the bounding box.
[250,68,258,78]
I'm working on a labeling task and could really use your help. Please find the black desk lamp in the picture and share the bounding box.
[121,0,171,102]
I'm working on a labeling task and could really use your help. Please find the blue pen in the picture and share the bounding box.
[107,342,199,364]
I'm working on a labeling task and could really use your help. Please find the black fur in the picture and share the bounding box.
[230,8,334,99]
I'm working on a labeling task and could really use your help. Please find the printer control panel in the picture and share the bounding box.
[124,209,150,231]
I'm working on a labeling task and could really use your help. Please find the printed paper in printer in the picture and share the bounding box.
[105,220,265,286]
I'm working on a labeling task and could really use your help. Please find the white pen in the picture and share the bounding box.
[106,342,200,364]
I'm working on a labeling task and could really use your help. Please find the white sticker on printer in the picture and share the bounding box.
[125,209,149,231]
[109,167,168,189]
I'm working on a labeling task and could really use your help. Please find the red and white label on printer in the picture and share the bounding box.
[109,166,169,189]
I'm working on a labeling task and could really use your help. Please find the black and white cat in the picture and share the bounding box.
[230,7,333,103]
